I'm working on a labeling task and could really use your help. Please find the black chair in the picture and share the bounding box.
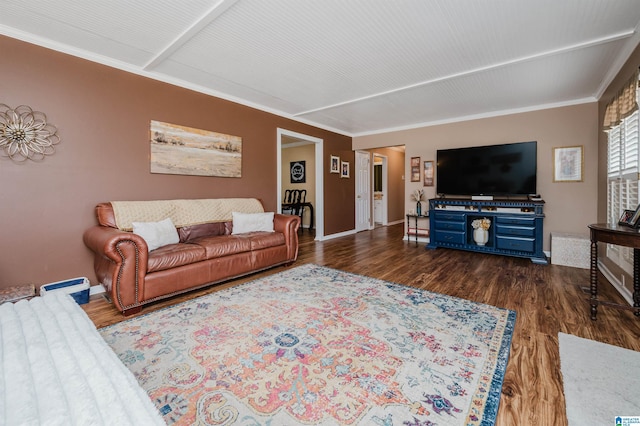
[282,190,310,230]
[282,189,298,215]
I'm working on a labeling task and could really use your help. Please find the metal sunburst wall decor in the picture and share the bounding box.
[0,103,60,162]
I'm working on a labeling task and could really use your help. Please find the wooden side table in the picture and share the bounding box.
[0,284,36,304]
[406,213,429,245]
[588,223,640,320]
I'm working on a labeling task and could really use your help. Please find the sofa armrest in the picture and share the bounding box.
[273,214,301,261]
[83,226,149,312]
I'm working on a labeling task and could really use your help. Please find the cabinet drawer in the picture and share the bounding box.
[433,230,465,245]
[433,211,465,222]
[495,216,535,226]
[495,224,535,237]
[435,220,465,232]
[496,236,534,253]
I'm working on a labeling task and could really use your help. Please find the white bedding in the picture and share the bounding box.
[0,293,165,425]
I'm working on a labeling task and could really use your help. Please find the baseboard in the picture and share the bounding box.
[90,284,106,296]
[404,236,430,244]
[321,229,357,241]
[597,260,633,306]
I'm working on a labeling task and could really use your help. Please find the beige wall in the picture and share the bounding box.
[282,145,315,228]
[354,103,599,251]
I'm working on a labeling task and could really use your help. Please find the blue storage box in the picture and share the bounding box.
[40,277,90,304]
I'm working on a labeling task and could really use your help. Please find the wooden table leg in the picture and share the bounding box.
[590,239,598,320]
[635,248,640,316]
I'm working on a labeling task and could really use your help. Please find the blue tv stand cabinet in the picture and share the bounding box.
[427,198,547,264]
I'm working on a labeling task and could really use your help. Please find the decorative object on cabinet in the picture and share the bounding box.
[410,156,420,182]
[340,161,350,178]
[0,103,59,162]
[427,198,547,264]
[423,160,434,186]
[150,120,241,177]
[553,145,583,182]
[471,217,491,246]
[330,155,340,173]
[411,189,424,216]
[290,160,306,183]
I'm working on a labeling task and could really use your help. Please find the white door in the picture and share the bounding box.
[355,151,371,231]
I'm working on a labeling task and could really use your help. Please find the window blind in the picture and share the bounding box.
[606,76,640,274]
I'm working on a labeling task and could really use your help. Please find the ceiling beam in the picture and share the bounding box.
[143,0,240,70]
[293,29,636,118]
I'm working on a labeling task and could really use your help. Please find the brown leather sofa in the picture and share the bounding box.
[83,198,300,315]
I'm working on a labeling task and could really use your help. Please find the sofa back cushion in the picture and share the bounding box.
[178,222,231,243]
[95,198,265,231]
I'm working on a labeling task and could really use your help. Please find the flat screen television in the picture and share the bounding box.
[436,141,537,197]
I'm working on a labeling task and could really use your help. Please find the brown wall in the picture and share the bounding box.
[0,35,353,289]
[354,103,599,252]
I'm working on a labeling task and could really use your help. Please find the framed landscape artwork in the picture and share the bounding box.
[150,120,242,177]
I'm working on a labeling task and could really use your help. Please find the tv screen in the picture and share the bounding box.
[436,141,537,196]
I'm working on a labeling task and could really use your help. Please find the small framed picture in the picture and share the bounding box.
[630,205,640,228]
[290,160,306,184]
[423,160,434,186]
[553,146,583,182]
[341,161,350,178]
[411,157,420,182]
[618,209,635,226]
[330,155,340,173]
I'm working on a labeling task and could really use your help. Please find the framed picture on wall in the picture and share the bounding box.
[290,161,306,183]
[553,146,583,182]
[341,161,350,178]
[411,157,420,182]
[330,155,340,173]
[423,160,434,186]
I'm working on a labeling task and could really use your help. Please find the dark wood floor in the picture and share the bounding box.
[83,223,640,426]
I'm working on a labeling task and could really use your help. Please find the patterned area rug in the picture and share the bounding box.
[100,264,516,425]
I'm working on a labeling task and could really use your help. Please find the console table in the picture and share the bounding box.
[427,198,547,264]
[588,223,640,320]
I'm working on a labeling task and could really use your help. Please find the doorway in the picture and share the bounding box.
[355,151,371,232]
[373,153,388,226]
[277,128,324,240]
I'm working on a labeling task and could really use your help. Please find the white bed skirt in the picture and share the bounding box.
[0,292,165,425]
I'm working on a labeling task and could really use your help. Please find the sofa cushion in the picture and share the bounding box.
[231,212,274,234]
[178,222,230,243]
[189,235,253,259]
[132,218,180,251]
[147,243,207,273]
[236,232,286,250]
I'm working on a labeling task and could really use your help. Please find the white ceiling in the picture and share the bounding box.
[1,0,640,136]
